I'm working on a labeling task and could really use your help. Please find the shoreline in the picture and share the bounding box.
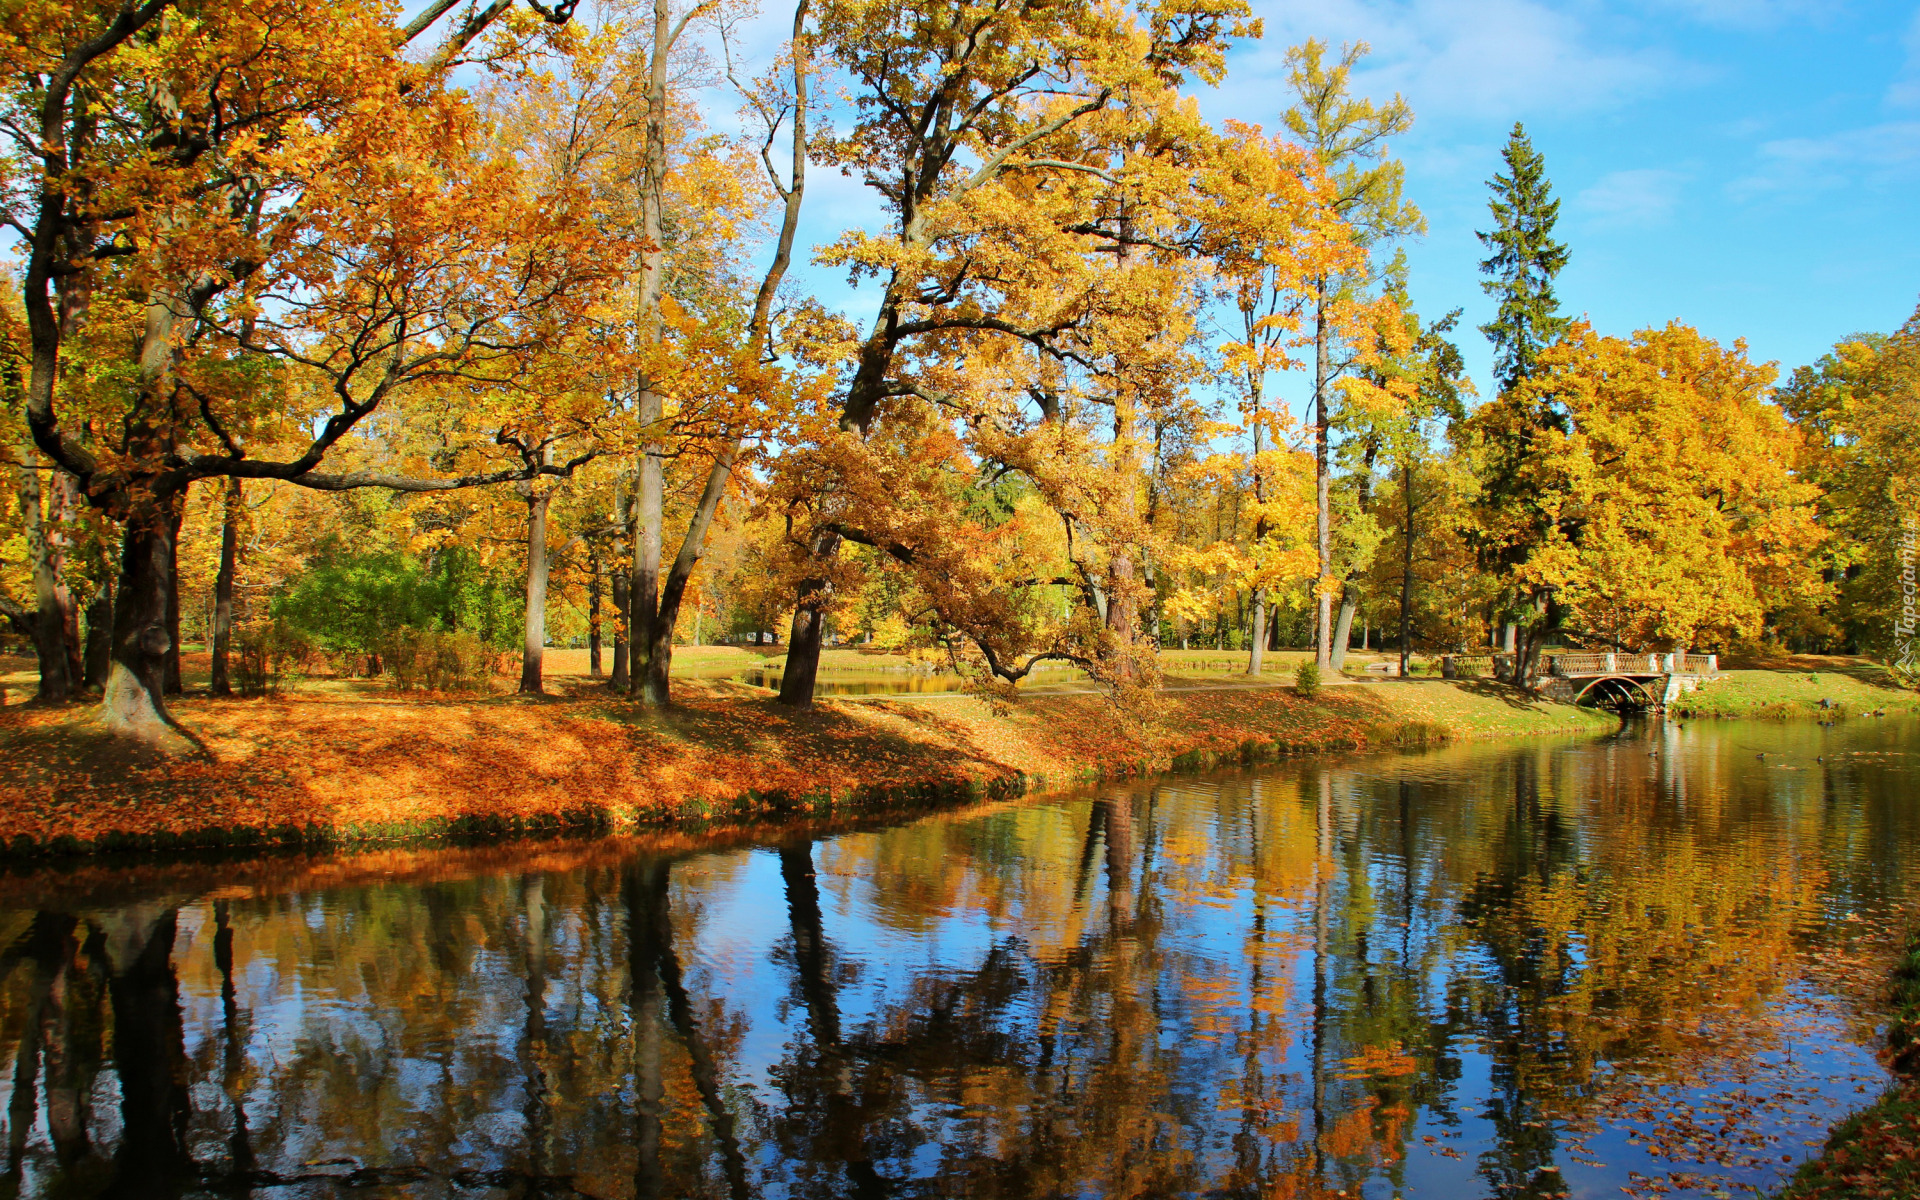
[5,675,1612,861]
[1777,932,1920,1199]
[6,662,1912,865]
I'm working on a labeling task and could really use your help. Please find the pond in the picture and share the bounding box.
[5,716,1919,1199]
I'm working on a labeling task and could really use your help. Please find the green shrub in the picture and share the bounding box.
[1294,661,1321,698]
[233,620,314,696]
[379,627,498,692]
[273,545,522,662]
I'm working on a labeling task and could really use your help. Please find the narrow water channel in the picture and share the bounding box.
[4,716,1917,1199]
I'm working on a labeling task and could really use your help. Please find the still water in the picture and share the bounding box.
[5,717,1919,1199]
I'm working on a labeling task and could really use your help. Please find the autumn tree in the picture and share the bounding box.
[1776,303,1920,664]
[625,0,816,707]
[766,0,1259,707]
[1209,120,1361,675]
[1461,322,1823,669]
[9,0,598,746]
[1280,40,1421,675]
[1343,291,1474,675]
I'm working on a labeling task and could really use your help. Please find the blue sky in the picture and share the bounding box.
[1197,0,1920,399]
[755,0,1920,415]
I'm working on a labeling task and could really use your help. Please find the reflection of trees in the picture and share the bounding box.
[0,723,1913,1198]
[1455,751,1580,1198]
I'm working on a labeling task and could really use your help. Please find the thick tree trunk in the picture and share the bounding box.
[627,0,673,710]
[520,487,551,694]
[17,457,75,701]
[639,445,740,708]
[588,549,603,677]
[1247,588,1267,676]
[777,578,830,707]
[84,581,112,690]
[49,470,83,689]
[632,443,666,704]
[777,529,839,708]
[610,493,630,692]
[102,499,198,753]
[209,478,239,697]
[1331,591,1357,673]
[163,500,183,696]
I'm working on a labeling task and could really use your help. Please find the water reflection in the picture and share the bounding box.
[3,718,1916,1198]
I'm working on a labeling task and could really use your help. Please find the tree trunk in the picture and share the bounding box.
[84,580,112,690]
[631,448,666,707]
[1331,589,1357,673]
[102,497,198,753]
[777,576,831,707]
[16,456,75,701]
[588,549,603,677]
[632,446,665,704]
[1247,588,1267,676]
[1399,461,1415,681]
[520,486,551,694]
[209,478,239,697]
[163,499,184,696]
[49,470,83,689]
[610,492,630,692]
[640,447,739,707]
[627,0,673,709]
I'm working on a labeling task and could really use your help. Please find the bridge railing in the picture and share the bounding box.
[1546,651,1720,677]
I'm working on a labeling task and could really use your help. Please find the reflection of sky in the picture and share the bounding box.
[7,715,1919,1198]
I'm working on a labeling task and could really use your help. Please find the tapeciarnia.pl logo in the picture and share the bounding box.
[1898,513,1919,684]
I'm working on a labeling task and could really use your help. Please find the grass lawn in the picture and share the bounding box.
[0,668,1610,854]
[1673,661,1918,720]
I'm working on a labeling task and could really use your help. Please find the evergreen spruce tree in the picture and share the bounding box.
[1477,123,1570,394]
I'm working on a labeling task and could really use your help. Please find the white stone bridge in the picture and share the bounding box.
[1443,651,1720,710]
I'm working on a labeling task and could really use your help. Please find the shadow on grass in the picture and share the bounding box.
[1408,677,1551,713]
[587,682,1008,786]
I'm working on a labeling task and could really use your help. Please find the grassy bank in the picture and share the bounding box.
[1672,659,1919,720]
[1776,934,1920,1199]
[0,674,1609,858]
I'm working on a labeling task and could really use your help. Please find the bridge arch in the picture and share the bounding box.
[1572,675,1658,711]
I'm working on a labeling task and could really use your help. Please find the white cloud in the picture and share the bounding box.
[1214,0,1690,122]
[1576,167,1689,226]
[1729,120,1920,199]
[1888,5,1920,109]
[1642,0,1836,31]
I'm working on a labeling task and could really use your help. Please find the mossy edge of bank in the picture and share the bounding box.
[0,682,1608,863]
[1774,935,1920,1199]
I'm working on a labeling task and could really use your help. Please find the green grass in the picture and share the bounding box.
[1367,679,1616,739]
[1671,666,1918,720]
